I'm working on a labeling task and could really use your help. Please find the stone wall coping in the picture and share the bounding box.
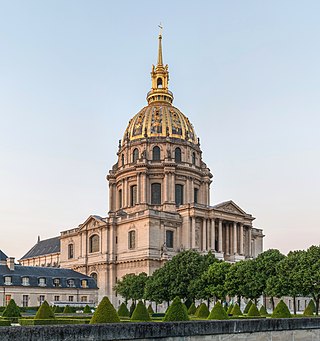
[0,318,320,341]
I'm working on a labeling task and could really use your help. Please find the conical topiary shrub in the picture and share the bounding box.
[259,305,268,316]
[231,303,242,316]
[247,303,260,317]
[243,300,252,314]
[129,302,136,317]
[35,301,55,319]
[303,304,314,316]
[196,302,210,318]
[2,299,21,318]
[83,305,92,314]
[271,300,291,318]
[226,303,234,315]
[90,296,120,324]
[306,300,316,314]
[147,304,154,315]
[208,301,229,320]
[187,302,197,315]
[131,301,151,321]
[163,297,189,322]
[63,305,73,314]
[118,302,130,317]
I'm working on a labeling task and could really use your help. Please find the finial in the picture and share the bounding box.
[37,235,40,243]
[157,23,163,66]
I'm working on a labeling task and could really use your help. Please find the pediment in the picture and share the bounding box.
[213,201,247,216]
[79,215,106,231]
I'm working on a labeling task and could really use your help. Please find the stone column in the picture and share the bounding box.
[123,178,128,207]
[163,172,168,202]
[225,222,229,255]
[109,183,113,211]
[202,219,206,251]
[170,173,175,203]
[233,222,238,254]
[248,227,252,257]
[211,219,215,251]
[191,217,196,249]
[136,173,140,204]
[239,223,244,255]
[218,219,223,252]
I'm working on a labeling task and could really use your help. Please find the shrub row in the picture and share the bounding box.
[19,319,91,326]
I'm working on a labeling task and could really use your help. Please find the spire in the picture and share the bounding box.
[146,27,174,105]
[157,32,163,66]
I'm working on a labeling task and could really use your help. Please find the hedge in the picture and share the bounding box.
[187,302,197,315]
[19,318,90,325]
[259,305,268,316]
[196,303,209,318]
[163,297,189,322]
[2,300,21,318]
[35,301,55,319]
[63,305,73,314]
[231,303,242,316]
[247,304,260,317]
[243,300,252,314]
[226,303,234,315]
[147,304,154,315]
[0,319,11,326]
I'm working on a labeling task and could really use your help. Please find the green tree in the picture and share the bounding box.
[163,297,189,322]
[131,301,151,321]
[207,301,228,320]
[35,301,55,319]
[2,299,21,318]
[255,249,285,310]
[114,272,148,303]
[90,296,120,324]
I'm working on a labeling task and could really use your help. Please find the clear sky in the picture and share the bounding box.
[0,1,319,258]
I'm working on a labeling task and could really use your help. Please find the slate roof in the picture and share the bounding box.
[0,250,8,261]
[0,264,98,289]
[20,236,60,260]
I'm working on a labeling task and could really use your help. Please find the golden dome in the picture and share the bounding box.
[123,103,197,144]
[123,31,198,145]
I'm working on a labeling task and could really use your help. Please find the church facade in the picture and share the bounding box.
[21,33,264,305]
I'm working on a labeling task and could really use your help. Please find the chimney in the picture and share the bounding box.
[7,257,15,271]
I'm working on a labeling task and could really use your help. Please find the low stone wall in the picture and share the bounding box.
[0,318,319,341]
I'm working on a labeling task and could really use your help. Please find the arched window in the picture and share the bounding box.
[192,152,196,165]
[68,244,74,259]
[152,146,160,161]
[128,230,136,249]
[132,148,139,163]
[175,184,184,206]
[121,154,125,167]
[175,147,182,163]
[194,188,199,204]
[157,77,163,88]
[89,234,99,253]
[151,183,161,205]
[90,273,98,284]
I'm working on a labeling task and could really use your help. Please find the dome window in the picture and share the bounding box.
[132,148,139,163]
[152,146,160,161]
[121,154,125,167]
[192,152,196,165]
[157,77,163,88]
[175,147,182,163]
[151,183,161,205]
[175,184,184,206]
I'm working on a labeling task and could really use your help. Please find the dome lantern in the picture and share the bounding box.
[146,30,174,105]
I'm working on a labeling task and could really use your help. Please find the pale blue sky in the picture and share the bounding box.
[0,1,319,258]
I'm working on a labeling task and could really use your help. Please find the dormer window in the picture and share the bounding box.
[67,279,75,287]
[4,276,12,285]
[22,277,29,286]
[38,277,46,287]
[81,279,88,288]
[53,278,61,287]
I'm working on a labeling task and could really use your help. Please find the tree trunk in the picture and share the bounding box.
[315,297,319,316]
[156,303,158,313]
[207,298,210,309]
[237,296,241,305]
[270,297,275,311]
[293,296,297,315]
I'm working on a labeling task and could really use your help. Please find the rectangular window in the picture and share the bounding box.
[194,188,199,204]
[81,296,87,302]
[39,295,45,305]
[119,189,122,208]
[175,184,183,206]
[68,296,74,302]
[22,277,29,286]
[4,276,12,285]
[151,183,161,205]
[81,279,88,288]
[128,230,136,249]
[68,244,74,259]
[166,230,174,249]
[5,295,11,306]
[130,185,137,206]
[54,296,60,302]
[22,295,29,307]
